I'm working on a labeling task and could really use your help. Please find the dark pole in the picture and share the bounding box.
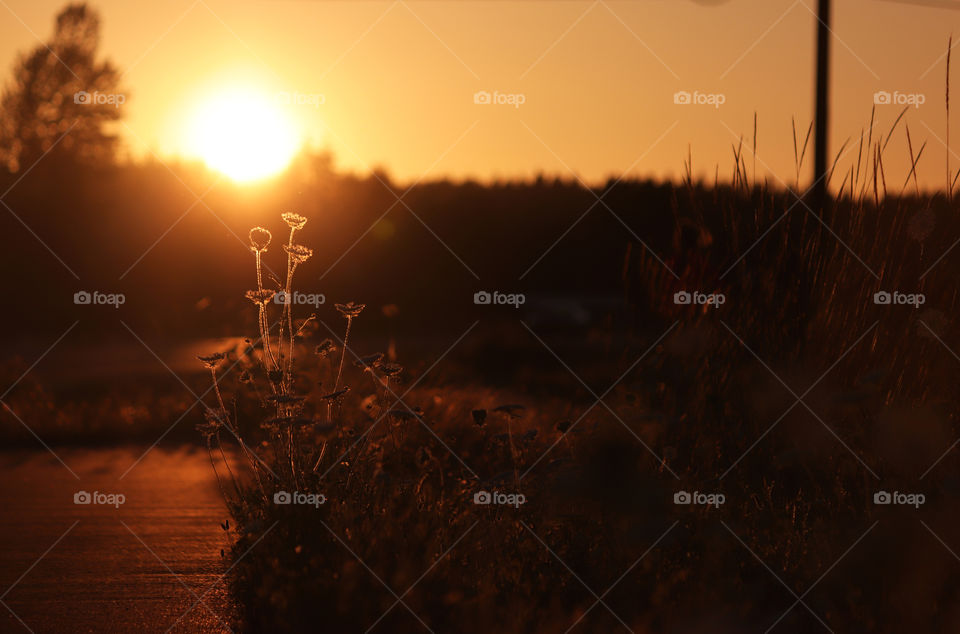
[813,0,831,205]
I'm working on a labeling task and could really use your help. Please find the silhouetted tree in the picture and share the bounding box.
[0,3,122,172]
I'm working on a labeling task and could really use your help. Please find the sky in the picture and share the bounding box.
[1,0,960,188]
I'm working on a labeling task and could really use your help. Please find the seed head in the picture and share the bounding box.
[320,387,350,402]
[379,362,403,377]
[245,289,276,305]
[281,212,307,230]
[249,227,272,252]
[197,352,226,370]
[283,244,313,265]
[336,302,365,319]
[353,352,384,370]
[315,339,336,358]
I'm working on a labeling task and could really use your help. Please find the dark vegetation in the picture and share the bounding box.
[2,4,959,633]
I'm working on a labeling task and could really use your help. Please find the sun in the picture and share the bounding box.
[185,89,299,182]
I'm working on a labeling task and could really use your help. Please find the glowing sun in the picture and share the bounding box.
[185,89,299,182]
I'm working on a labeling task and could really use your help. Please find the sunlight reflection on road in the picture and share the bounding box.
[0,447,235,632]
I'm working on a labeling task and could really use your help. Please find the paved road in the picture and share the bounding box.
[0,447,235,633]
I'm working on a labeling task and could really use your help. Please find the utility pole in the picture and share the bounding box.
[813,0,831,205]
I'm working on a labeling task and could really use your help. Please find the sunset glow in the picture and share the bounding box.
[183,88,299,182]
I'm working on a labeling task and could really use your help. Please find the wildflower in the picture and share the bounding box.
[283,244,313,265]
[353,353,384,370]
[315,339,336,358]
[197,352,226,370]
[320,387,350,401]
[336,302,365,318]
[249,227,272,252]
[281,212,307,230]
[379,362,402,377]
[245,289,276,305]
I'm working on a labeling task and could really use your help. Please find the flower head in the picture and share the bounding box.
[197,352,226,370]
[281,212,307,231]
[320,387,350,402]
[283,244,313,265]
[335,302,365,319]
[315,339,336,358]
[379,362,403,377]
[353,352,384,370]
[245,289,276,305]
[249,227,272,252]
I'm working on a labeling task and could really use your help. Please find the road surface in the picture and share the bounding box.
[0,447,235,633]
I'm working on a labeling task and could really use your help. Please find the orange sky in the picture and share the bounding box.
[2,0,960,189]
